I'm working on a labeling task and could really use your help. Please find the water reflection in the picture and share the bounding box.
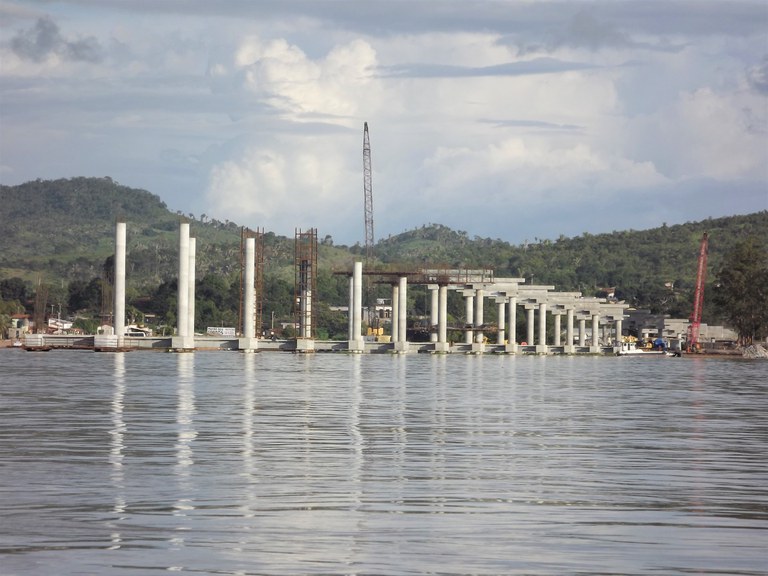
[1,350,765,576]
[171,353,196,565]
[108,353,126,550]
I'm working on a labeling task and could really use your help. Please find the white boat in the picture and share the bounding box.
[618,341,675,357]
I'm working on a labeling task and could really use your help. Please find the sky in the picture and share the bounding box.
[1,1,766,246]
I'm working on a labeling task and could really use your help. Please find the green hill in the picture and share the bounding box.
[1,177,766,330]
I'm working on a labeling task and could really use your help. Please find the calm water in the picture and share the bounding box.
[1,349,766,575]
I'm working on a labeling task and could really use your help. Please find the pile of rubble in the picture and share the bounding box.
[742,344,768,359]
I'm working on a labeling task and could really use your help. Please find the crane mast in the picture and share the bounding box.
[362,122,374,261]
[686,232,709,352]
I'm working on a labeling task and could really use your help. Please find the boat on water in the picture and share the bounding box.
[618,339,679,357]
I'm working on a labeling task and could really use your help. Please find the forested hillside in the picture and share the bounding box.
[1,177,766,335]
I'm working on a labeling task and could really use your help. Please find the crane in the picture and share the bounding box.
[362,122,374,261]
[686,232,709,352]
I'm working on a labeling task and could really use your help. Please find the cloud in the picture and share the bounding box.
[380,57,597,78]
[10,16,102,63]
[747,56,768,95]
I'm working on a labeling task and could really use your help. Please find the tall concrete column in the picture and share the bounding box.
[554,313,561,346]
[188,237,196,338]
[177,222,190,340]
[391,284,399,343]
[114,221,126,339]
[353,262,363,342]
[538,303,547,350]
[474,288,484,344]
[566,309,574,349]
[438,286,448,345]
[615,319,623,346]
[348,276,354,340]
[592,314,600,348]
[429,286,439,342]
[398,276,407,344]
[578,318,586,346]
[464,293,474,344]
[497,300,505,345]
[526,307,535,345]
[508,297,517,351]
[243,238,255,339]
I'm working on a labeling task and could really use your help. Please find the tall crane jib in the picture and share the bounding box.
[686,232,709,352]
[362,122,374,261]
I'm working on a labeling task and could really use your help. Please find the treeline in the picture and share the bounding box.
[1,178,767,339]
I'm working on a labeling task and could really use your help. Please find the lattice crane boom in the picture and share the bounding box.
[687,232,709,351]
[362,122,374,261]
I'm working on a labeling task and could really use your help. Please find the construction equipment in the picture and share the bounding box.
[686,232,709,352]
[362,122,374,261]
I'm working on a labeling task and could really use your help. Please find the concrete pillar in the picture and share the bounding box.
[537,303,547,352]
[188,237,196,338]
[244,238,255,339]
[592,313,600,348]
[177,222,190,340]
[391,284,399,342]
[615,319,623,346]
[554,313,561,347]
[566,309,574,348]
[114,221,126,339]
[526,308,535,345]
[508,297,517,351]
[348,276,354,340]
[429,286,439,342]
[497,301,505,345]
[353,262,363,342]
[398,276,407,344]
[438,286,448,345]
[475,289,484,344]
[579,318,586,346]
[464,293,474,344]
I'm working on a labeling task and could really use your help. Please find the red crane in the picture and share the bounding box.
[686,232,709,352]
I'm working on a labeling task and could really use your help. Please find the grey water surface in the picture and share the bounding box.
[1,349,766,575]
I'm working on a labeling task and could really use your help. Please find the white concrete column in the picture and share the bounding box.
[578,318,586,346]
[438,286,448,344]
[114,221,126,338]
[526,307,535,345]
[348,276,354,340]
[497,300,506,345]
[566,309,574,348]
[188,237,196,338]
[429,286,439,342]
[353,262,363,342]
[391,284,399,342]
[464,293,474,344]
[244,238,255,339]
[398,276,407,344]
[538,302,547,346]
[554,313,561,346]
[474,288,484,344]
[615,319,623,346]
[592,313,600,347]
[177,222,190,339]
[508,297,517,349]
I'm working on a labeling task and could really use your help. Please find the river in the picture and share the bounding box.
[1,350,766,575]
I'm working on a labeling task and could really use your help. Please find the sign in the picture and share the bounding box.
[207,327,236,337]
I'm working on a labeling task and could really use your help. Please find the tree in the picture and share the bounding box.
[712,237,768,345]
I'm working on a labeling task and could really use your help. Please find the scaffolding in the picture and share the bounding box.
[294,228,318,339]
